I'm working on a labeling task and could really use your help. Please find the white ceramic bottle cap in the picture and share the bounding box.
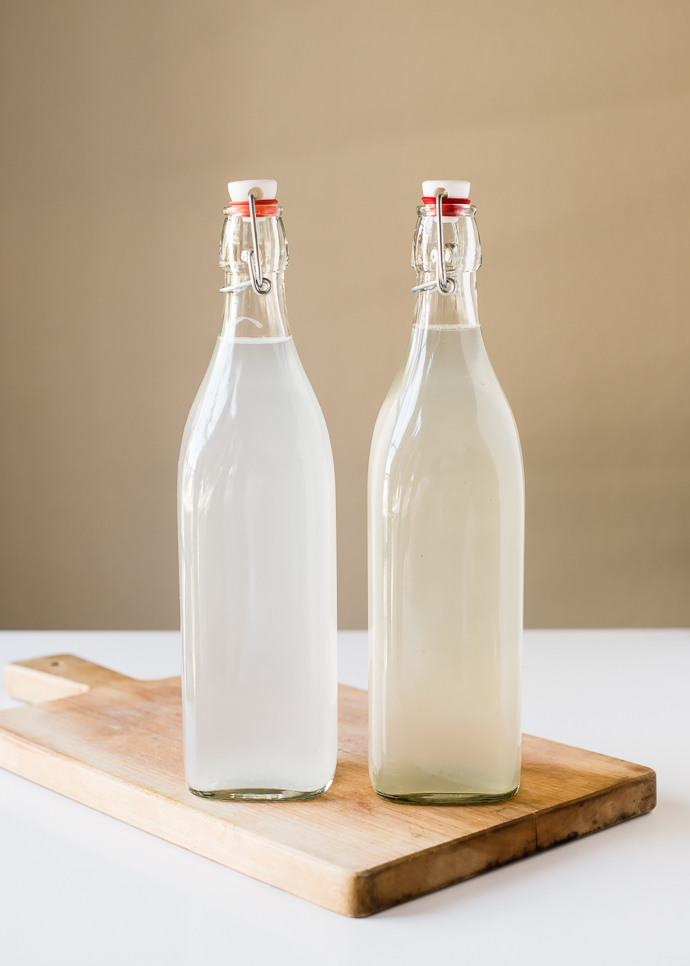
[422,179,470,199]
[228,179,278,202]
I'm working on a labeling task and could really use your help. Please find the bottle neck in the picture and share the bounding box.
[221,274,291,340]
[413,273,480,329]
[412,204,482,330]
[219,206,290,340]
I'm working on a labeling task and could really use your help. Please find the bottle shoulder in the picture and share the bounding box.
[179,336,333,479]
[369,325,522,478]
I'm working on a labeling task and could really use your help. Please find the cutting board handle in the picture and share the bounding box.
[4,654,132,704]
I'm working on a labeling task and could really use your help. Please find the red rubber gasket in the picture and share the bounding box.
[421,196,471,215]
[227,199,279,215]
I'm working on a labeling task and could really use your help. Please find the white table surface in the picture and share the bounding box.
[0,629,688,965]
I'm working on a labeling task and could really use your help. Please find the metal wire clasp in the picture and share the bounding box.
[411,190,456,297]
[220,190,272,297]
[246,191,272,296]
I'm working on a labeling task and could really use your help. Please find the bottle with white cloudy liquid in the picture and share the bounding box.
[178,180,337,800]
[368,180,523,803]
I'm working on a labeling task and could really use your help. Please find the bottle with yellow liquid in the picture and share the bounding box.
[368,180,523,803]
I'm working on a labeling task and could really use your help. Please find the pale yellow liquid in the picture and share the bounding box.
[368,324,523,802]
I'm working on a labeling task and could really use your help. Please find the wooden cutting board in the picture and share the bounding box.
[0,654,655,917]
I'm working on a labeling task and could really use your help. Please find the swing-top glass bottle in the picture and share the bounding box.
[178,180,338,800]
[368,180,524,804]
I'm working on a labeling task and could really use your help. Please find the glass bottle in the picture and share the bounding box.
[368,180,523,804]
[178,179,337,800]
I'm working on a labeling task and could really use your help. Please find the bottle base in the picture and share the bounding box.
[373,784,520,806]
[188,780,332,802]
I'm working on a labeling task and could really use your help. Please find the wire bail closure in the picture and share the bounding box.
[220,190,273,297]
[246,191,272,296]
[411,190,457,297]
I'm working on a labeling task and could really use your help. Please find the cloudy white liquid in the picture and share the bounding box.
[179,335,337,797]
[369,324,523,801]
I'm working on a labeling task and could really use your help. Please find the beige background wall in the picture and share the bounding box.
[1,0,688,629]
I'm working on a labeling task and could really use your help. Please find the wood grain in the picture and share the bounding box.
[0,654,656,916]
